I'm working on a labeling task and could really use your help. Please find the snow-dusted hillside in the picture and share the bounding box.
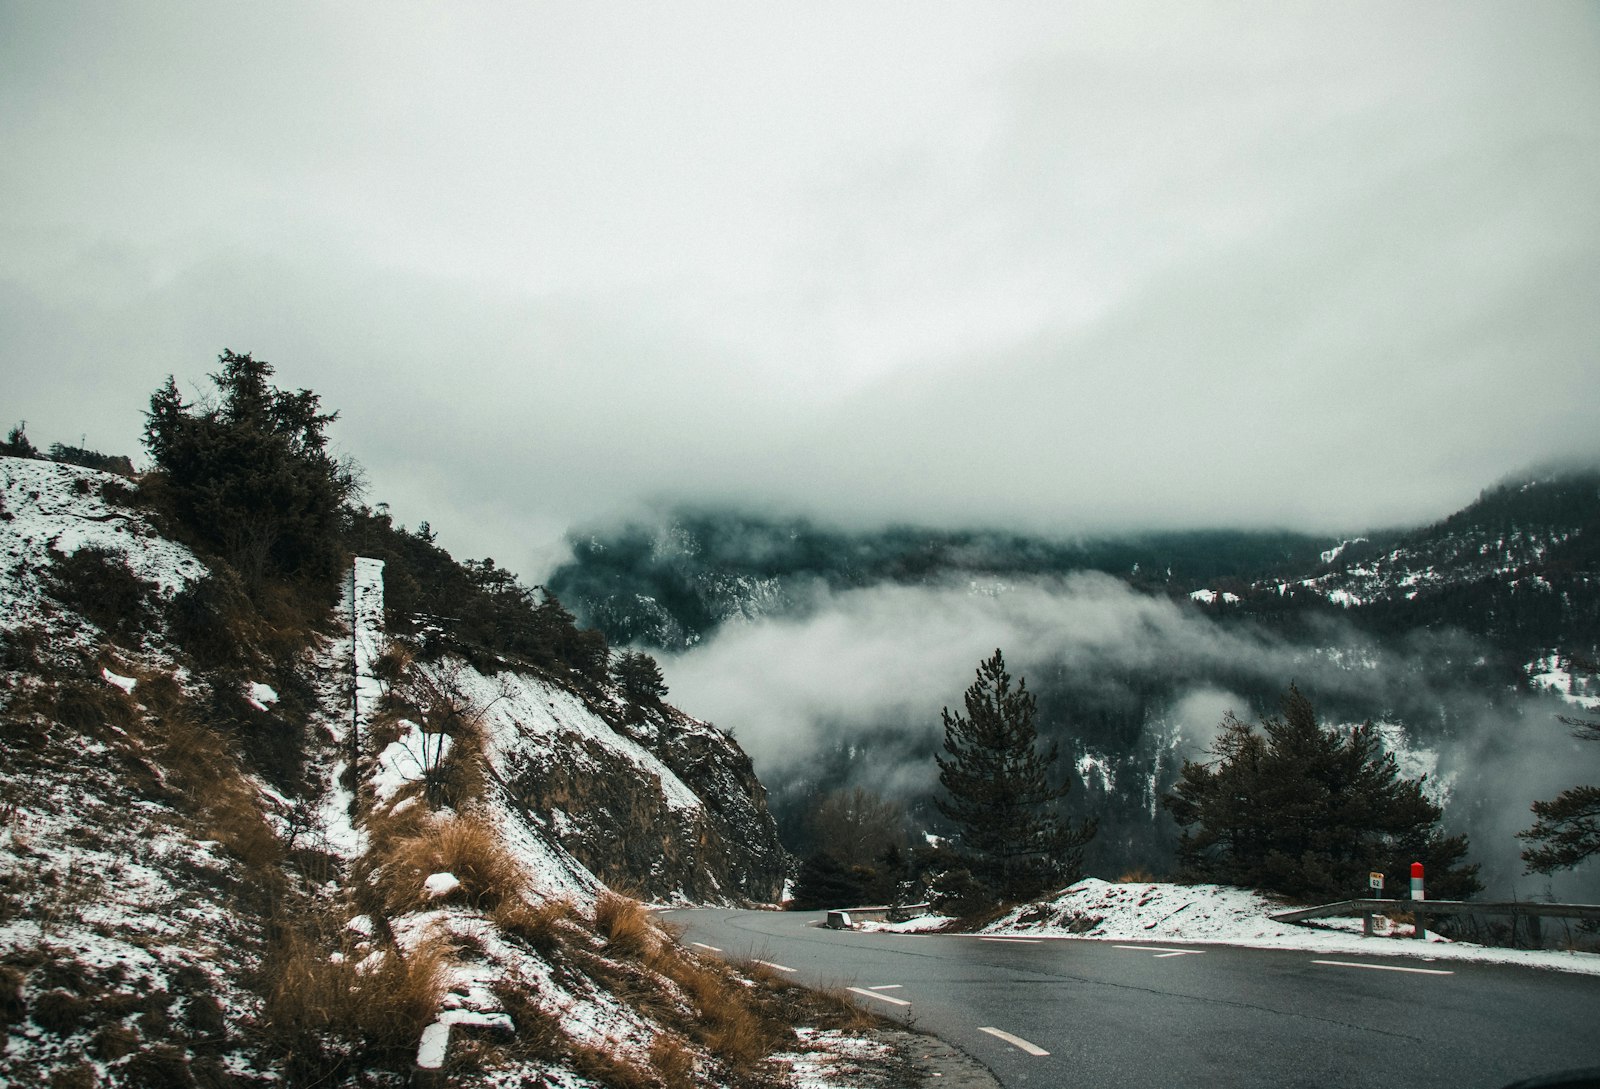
[0,455,903,1088]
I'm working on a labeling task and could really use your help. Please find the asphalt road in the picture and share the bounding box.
[660,908,1600,1089]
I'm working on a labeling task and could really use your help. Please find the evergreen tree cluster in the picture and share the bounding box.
[130,351,618,691]
[611,650,668,704]
[788,788,912,910]
[143,351,358,592]
[2,420,134,475]
[1164,686,1481,901]
[342,507,610,685]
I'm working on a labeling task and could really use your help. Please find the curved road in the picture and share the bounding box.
[662,908,1600,1089]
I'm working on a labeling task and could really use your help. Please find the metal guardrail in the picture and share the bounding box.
[824,903,933,924]
[1271,898,1600,941]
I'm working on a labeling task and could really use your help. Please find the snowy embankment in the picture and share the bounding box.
[867,879,1600,976]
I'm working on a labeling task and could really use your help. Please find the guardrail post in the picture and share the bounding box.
[1411,862,1426,939]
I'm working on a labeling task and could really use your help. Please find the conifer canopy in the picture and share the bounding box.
[1164,685,1481,901]
[935,649,1095,905]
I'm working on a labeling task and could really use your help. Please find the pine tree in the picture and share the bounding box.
[935,649,1096,905]
[1164,685,1481,901]
[1519,682,1600,874]
[612,650,668,704]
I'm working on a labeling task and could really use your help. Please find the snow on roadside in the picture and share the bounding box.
[773,1029,900,1089]
[864,879,1600,975]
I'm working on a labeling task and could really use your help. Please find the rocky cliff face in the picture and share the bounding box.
[391,649,786,905]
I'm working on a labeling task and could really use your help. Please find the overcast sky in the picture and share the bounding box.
[3,3,1597,578]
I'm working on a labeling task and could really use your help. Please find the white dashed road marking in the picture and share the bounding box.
[978,1027,1050,1056]
[1312,960,1453,976]
[979,937,1042,944]
[690,942,722,952]
[847,986,912,1007]
[867,985,902,991]
[755,960,796,973]
[1113,945,1204,957]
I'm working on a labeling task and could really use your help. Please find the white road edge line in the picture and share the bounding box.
[847,986,911,1007]
[755,960,797,973]
[690,942,722,952]
[867,985,903,991]
[1312,960,1454,976]
[1113,945,1204,956]
[978,1027,1050,1056]
[979,937,1042,944]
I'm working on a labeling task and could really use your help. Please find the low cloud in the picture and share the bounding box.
[664,573,1598,897]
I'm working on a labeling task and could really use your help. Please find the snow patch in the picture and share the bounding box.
[372,720,451,804]
[424,872,462,899]
[244,681,279,711]
[1527,654,1600,710]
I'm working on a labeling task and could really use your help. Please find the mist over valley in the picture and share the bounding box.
[550,472,1600,900]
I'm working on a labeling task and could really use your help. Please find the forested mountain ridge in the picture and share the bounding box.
[1224,469,1600,660]
[550,514,1337,651]
[551,467,1600,668]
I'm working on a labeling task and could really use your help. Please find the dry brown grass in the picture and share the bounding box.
[259,927,448,1080]
[644,945,786,1072]
[153,707,286,876]
[491,896,576,953]
[568,1040,655,1089]
[371,813,522,915]
[595,892,658,959]
[1116,867,1158,884]
[649,1034,697,1089]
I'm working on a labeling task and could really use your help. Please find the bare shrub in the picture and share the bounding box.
[32,989,92,1035]
[164,571,260,672]
[47,1064,96,1089]
[91,1022,141,1060]
[0,965,24,1026]
[45,546,156,644]
[122,1043,194,1088]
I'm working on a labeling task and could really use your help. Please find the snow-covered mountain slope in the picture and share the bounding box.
[1229,470,1600,657]
[0,455,863,1087]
